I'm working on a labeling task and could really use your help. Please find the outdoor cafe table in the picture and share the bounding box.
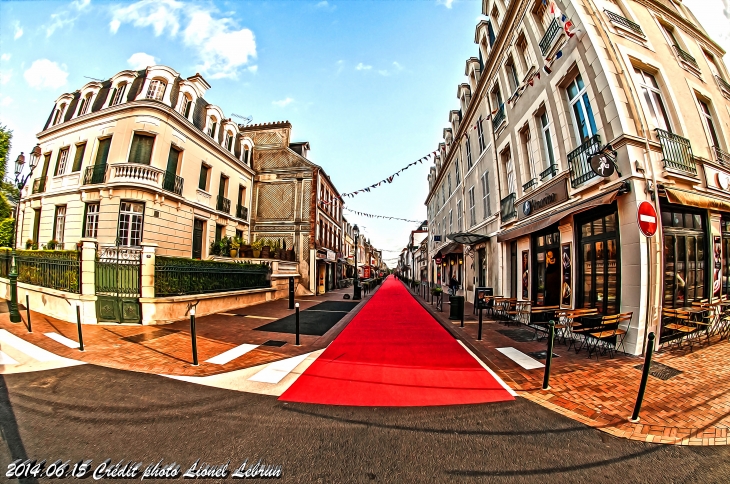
[528,306,560,340]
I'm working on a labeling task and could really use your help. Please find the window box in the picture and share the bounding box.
[604,10,645,40]
[539,18,562,57]
[500,193,517,223]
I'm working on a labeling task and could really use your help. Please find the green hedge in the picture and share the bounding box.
[0,248,81,293]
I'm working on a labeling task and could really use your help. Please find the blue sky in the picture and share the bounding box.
[1,0,728,266]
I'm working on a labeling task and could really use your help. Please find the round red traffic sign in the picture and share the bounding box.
[637,201,658,237]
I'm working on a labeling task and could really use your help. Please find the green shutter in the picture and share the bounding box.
[40,154,51,178]
[95,138,112,167]
[53,150,63,176]
[166,146,180,174]
[198,165,208,190]
[129,134,154,165]
[72,143,86,172]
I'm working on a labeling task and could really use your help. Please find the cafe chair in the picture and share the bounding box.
[613,312,633,354]
[586,314,622,360]
[661,308,697,350]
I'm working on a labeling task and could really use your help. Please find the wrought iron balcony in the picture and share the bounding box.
[656,128,696,175]
[500,193,517,223]
[604,10,644,36]
[714,146,730,167]
[162,171,183,195]
[522,178,538,192]
[567,135,602,188]
[83,165,108,185]
[540,164,559,181]
[673,45,698,67]
[31,177,47,194]
[217,195,231,214]
[715,75,730,95]
[492,104,506,132]
[539,19,561,57]
[236,204,249,220]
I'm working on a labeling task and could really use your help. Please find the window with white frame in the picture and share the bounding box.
[145,80,166,101]
[112,82,127,106]
[77,93,92,117]
[449,209,453,235]
[540,112,556,171]
[633,68,672,132]
[84,203,100,238]
[118,201,144,246]
[697,97,721,149]
[180,94,192,118]
[516,34,534,74]
[465,135,473,170]
[243,146,250,165]
[567,74,598,143]
[457,200,463,231]
[207,117,218,138]
[448,174,452,196]
[477,116,486,153]
[54,147,69,176]
[54,206,66,244]
[468,187,476,227]
[481,171,491,218]
[502,148,516,195]
[506,57,520,94]
[455,159,460,186]
[52,104,66,126]
[224,131,234,151]
[520,126,535,181]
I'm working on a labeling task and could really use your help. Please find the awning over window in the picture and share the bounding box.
[497,188,620,242]
[664,188,730,212]
[447,232,490,245]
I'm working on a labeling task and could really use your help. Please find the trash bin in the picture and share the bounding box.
[449,295,464,320]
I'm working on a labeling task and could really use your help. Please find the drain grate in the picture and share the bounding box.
[527,351,560,360]
[261,340,287,347]
[634,362,683,381]
[497,329,536,343]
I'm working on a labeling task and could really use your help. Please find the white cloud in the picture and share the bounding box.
[272,97,294,107]
[45,0,92,37]
[314,1,336,10]
[127,52,158,70]
[392,61,403,70]
[247,65,258,73]
[14,22,23,40]
[315,1,329,8]
[23,59,69,89]
[0,69,12,85]
[110,0,256,79]
[0,96,12,107]
[437,0,455,8]
[336,59,344,75]
[356,63,372,71]
[1,54,11,62]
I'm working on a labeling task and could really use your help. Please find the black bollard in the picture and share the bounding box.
[542,320,555,390]
[76,305,84,352]
[631,332,655,422]
[288,276,295,310]
[190,307,199,366]
[478,307,483,340]
[460,298,465,328]
[25,294,32,333]
[295,303,300,346]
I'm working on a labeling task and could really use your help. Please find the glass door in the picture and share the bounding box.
[533,227,560,306]
[577,207,619,314]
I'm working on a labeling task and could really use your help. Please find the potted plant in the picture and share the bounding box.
[210,240,221,256]
[261,238,271,258]
[230,237,240,258]
[431,285,443,296]
[272,239,282,259]
[25,239,34,250]
[239,238,250,258]
[252,239,263,258]
[46,239,58,250]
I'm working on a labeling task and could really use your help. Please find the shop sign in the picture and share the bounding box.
[434,235,442,242]
[718,172,730,190]
[326,249,336,261]
[589,153,615,177]
[518,179,569,220]
[637,201,658,237]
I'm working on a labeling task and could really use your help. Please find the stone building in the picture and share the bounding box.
[425,0,730,355]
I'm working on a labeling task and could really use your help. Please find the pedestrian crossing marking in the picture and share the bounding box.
[0,350,19,365]
[206,344,259,365]
[0,329,60,361]
[248,353,311,384]
[496,347,545,370]
[44,332,81,349]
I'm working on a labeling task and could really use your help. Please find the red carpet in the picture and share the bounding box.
[279,276,514,406]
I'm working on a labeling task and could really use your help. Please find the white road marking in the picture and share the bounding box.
[206,344,259,365]
[0,350,19,365]
[496,347,545,370]
[44,332,80,349]
[244,315,277,320]
[0,330,61,361]
[218,312,239,316]
[458,341,518,396]
[248,353,312,384]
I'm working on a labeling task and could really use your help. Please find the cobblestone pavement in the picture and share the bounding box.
[410,284,730,446]
[0,285,375,377]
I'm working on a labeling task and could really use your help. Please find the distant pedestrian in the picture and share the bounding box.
[449,276,459,296]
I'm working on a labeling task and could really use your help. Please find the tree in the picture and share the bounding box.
[0,124,10,182]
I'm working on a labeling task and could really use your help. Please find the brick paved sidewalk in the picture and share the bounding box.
[0,285,376,376]
[407,284,730,446]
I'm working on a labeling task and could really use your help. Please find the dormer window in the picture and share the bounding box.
[180,94,192,118]
[207,116,217,138]
[52,103,66,125]
[243,146,250,165]
[224,131,233,151]
[77,93,92,116]
[111,82,127,106]
[146,80,166,101]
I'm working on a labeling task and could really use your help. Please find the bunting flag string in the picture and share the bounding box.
[343,207,423,223]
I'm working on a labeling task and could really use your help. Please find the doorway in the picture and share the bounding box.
[532,226,560,306]
[192,219,204,259]
[510,241,517,298]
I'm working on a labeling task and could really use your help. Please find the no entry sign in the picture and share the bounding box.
[637,201,658,237]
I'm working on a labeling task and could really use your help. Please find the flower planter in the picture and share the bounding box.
[230,249,238,258]
[275,249,283,260]
[286,249,295,261]
[261,246,271,258]
[252,250,261,258]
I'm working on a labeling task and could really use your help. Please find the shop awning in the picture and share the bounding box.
[497,188,620,242]
[664,188,730,211]
[447,232,490,245]
[439,242,463,255]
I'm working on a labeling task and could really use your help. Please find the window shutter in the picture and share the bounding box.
[95,138,112,167]
[72,143,86,172]
[199,165,208,190]
[129,134,154,164]
[166,146,180,174]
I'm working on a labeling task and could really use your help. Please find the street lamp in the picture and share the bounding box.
[353,224,361,300]
[9,144,42,323]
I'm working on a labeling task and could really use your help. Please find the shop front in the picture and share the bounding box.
[315,248,337,295]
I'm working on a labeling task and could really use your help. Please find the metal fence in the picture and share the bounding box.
[656,128,696,175]
[155,256,270,296]
[567,134,602,188]
[0,249,81,293]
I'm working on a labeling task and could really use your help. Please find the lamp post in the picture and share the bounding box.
[353,224,361,300]
[9,144,42,323]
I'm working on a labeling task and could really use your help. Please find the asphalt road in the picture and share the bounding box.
[1,365,728,483]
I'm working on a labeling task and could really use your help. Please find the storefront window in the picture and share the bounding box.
[661,206,705,309]
[722,219,730,296]
[577,207,619,314]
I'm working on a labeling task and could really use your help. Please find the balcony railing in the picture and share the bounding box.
[217,195,231,214]
[656,128,696,175]
[715,75,730,94]
[492,104,506,132]
[673,45,698,67]
[83,165,108,185]
[540,164,559,181]
[714,146,730,167]
[604,10,644,36]
[236,204,249,220]
[162,171,184,195]
[31,177,47,194]
[539,19,561,56]
[567,134,602,188]
[523,178,538,192]
[500,193,517,223]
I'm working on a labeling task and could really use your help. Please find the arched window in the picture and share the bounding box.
[243,146,251,165]
[111,82,127,106]
[146,79,166,101]
[179,93,192,118]
[77,93,92,116]
[224,131,234,151]
[207,116,218,138]
[52,103,66,125]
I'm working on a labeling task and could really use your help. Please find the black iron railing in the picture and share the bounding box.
[673,45,698,67]
[32,177,47,194]
[567,134,602,188]
[656,128,696,175]
[236,204,249,220]
[715,75,730,93]
[604,10,644,36]
[1,250,81,293]
[162,171,184,195]
[714,146,730,166]
[217,195,231,214]
[500,193,517,222]
[523,178,538,192]
[83,165,108,185]
[492,104,506,132]
[154,256,270,296]
[540,164,559,181]
[540,19,561,56]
